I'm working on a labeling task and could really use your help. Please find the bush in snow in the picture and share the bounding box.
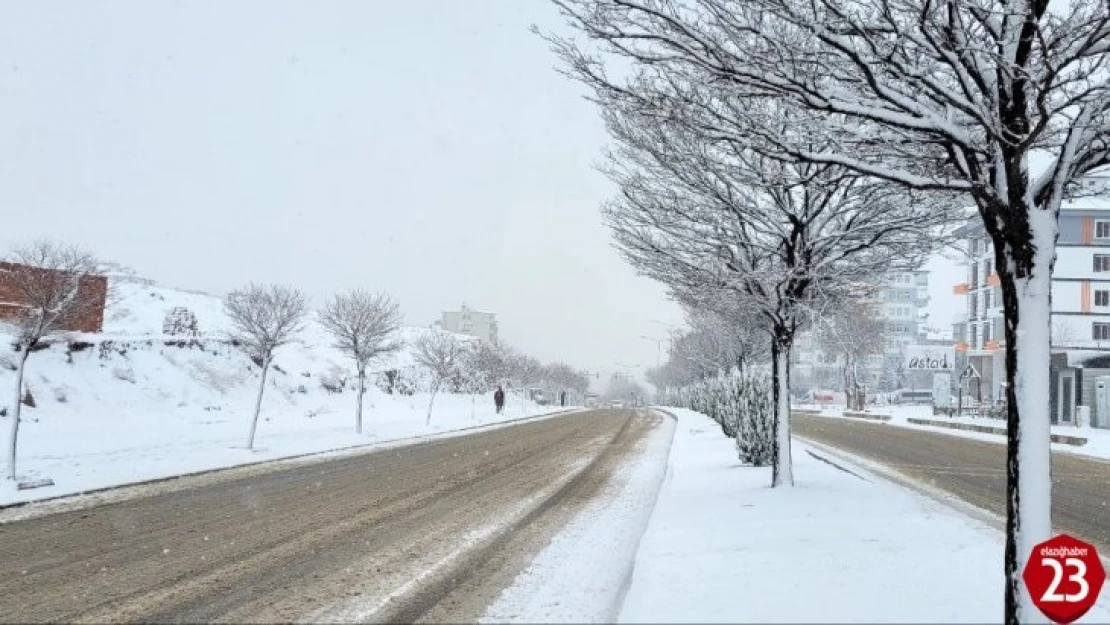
[162,307,199,337]
[112,367,137,384]
[662,370,773,466]
[319,371,347,394]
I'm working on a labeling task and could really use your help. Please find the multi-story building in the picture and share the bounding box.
[952,193,1110,427]
[792,271,931,394]
[437,304,499,344]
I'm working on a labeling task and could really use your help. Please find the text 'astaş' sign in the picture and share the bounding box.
[904,345,955,372]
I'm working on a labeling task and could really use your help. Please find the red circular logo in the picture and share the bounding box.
[1022,534,1106,624]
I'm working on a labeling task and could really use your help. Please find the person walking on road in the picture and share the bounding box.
[494,386,505,414]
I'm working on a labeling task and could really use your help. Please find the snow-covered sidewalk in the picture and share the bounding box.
[1,396,569,507]
[799,403,1110,460]
[619,408,1110,623]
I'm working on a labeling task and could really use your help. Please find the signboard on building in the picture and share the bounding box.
[903,345,956,372]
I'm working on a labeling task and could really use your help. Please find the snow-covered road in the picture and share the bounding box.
[0,409,664,623]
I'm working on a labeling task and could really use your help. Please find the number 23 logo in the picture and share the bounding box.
[1041,558,1090,603]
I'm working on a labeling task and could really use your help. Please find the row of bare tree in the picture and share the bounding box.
[1,241,589,483]
[548,0,1110,618]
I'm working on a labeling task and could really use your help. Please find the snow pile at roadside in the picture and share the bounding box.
[803,404,1110,460]
[480,411,675,623]
[0,275,552,506]
[618,408,1110,623]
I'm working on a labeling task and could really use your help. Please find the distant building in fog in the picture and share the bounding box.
[437,304,499,343]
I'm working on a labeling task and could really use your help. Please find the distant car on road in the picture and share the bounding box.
[609,400,625,408]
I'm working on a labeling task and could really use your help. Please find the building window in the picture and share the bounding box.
[970,265,979,289]
[970,293,979,319]
[983,322,991,343]
[982,259,991,283]
[1095,254,1110,272]
[970,323,978,348]
[1097,220,1110,239]
[984,289,991,310]
[1095,322,1110,341]
[1098,290,1110,307]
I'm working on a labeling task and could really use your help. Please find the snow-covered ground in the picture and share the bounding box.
[481,412,675,623]
[0,275,558,506]
[617,408,1110,623]
[797,403,1110,460]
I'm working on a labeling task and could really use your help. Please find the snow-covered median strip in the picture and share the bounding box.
[480,410,675,623]
[618,408,1110,623]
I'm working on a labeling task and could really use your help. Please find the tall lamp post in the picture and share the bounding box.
[639,335,670,367]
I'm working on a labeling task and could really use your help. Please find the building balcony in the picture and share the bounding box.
[985,340,1001,351]
[954,282,970,294]
[988,272,1001,286]
[955,341,969,352]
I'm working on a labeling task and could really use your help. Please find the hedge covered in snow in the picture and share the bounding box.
[659,370,774,466]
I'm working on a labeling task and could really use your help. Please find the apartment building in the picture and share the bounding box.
[437,304,499,344]
[952,195,1110,427]
[792,271,930,393]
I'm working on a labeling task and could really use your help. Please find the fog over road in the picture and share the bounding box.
[0,409,665,623]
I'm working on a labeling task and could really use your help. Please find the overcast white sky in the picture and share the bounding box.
[0,0,688,380]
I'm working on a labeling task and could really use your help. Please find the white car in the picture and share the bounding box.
[609,400,625,408]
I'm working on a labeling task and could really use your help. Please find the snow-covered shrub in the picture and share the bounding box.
[319,371,347,394]
[162,306,199,336]
[660,369,773,466]
[112,366,137,384]
[376,368,416,396]
[53,387,68,403]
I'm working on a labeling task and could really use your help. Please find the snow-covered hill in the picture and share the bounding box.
[0,276,553,505]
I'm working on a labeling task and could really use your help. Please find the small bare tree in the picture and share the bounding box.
[224,284,307,450]
[319,290,403,434]
[412,330,469,425]
[817,297,887,411]
[2,241,100,480]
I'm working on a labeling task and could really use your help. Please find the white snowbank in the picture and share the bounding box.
[481,411,675,623]
[0,276,560,506]
[618,408,1110,623]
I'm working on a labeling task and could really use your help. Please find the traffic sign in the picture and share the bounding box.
[1023,534,1105,624]
[960,363,981,379]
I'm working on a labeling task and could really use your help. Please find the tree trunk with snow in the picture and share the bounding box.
[355,367,366,435]
[992,208,1056,622]
[770,329,794,488]
[5,347,31,481]
[426,383,439,426]
[246,357,271,450]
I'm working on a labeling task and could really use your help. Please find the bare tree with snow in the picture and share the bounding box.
[816,297,888,411]
[1,241,100,481]
[224,283,307,450]
[319,290,403,434]
[550,1,1110,615]
[568,83,954,486]
[412,330,469,425]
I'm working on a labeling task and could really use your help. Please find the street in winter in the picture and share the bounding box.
[2,1,1109,623]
